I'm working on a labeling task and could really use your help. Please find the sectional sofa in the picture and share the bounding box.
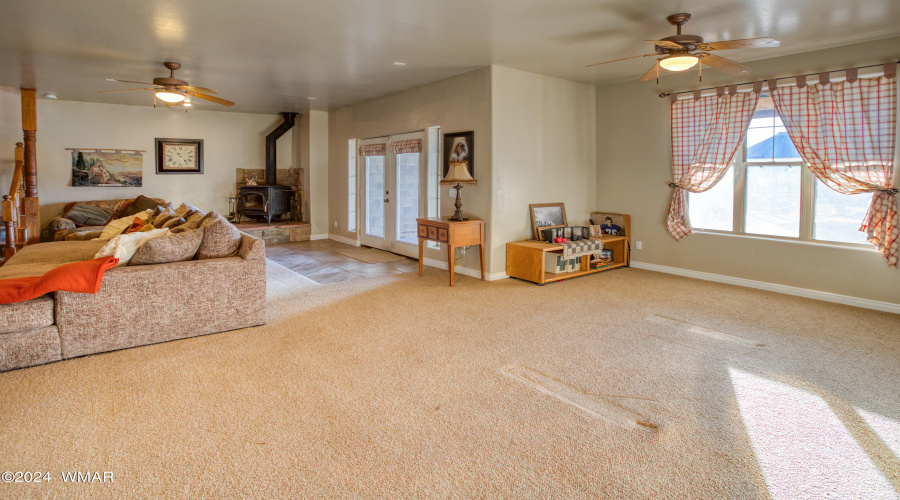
[0,220,267,372]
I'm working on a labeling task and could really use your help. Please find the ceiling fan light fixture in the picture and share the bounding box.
[659,55,699,72]
[155,90,185,103]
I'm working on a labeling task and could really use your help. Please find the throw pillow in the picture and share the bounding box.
[174,203,201,217]
[162,217,186,230]
[153,208,177,227]
[125,218,147,233]
[130,228,204,266]
[94,228,170,266]
[170,211,207,234]
[98,210,153,241]
[196,217,242,259]
[116,195,162,219]
[199,211,225,229]
[62,203,114,227]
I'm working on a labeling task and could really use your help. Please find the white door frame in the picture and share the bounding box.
[359,136,390,250]
[356,132,426,258]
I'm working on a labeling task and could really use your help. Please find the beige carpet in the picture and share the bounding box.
[1,266,899,499]
[338,247,407,264]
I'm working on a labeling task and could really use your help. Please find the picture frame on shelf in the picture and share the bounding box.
[529,203,567,240]
[589,225,603,238]
[155,138,204,174]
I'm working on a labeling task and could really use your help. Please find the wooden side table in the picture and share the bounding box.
[416,217,485,286]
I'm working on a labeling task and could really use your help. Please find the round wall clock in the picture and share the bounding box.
[155,138,204,174]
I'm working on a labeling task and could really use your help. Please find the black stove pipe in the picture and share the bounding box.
[265,112,298,185]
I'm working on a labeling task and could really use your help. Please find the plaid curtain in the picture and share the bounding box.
[667,89,759,240]
[770,68,898,267]
[359,143,386,157]
[389,139,422,154]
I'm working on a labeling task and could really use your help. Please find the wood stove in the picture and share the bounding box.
[238,111,298,224]
[240,185,293,224]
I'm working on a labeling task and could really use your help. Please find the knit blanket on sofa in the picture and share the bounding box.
[0,256,118,304]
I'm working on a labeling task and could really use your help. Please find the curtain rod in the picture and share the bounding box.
[658,61,900,99]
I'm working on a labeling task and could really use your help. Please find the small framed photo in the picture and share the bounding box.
[593,249,613,267]
[443,131,474,179]
[589,225,603,238]
[530,203,567,240]
[156,138,204,174]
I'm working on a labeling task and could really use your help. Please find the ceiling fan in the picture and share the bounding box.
[586,13,780,81]
[102,62,234,107]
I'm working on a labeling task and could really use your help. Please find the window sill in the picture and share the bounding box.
[692,229,877,252]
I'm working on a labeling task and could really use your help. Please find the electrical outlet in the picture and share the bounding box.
[636,241,643,250]
[333,221,338,228]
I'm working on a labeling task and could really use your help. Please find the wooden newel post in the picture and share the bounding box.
[20,88,40,244]
[21,88,37,197]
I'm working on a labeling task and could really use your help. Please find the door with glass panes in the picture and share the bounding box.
[358,132,425,258]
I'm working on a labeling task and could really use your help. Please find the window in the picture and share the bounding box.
[689,94,872,246]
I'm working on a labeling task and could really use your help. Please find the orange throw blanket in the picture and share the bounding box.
[0,256,119,304]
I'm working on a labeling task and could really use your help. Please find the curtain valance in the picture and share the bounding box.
[359,144,386,157]
[390,139,422,154]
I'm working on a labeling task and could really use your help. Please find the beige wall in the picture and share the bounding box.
[490,66,597,272]
[300,110,329,236]
[5,96,292,226]
[328,67,492,272]
[0,87,20,198]
[596,37,900,304]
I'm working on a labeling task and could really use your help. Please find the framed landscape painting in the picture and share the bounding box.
[530,203,567,240]
[71,150,143,187]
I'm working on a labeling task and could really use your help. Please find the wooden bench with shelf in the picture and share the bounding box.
[506,235,628,285]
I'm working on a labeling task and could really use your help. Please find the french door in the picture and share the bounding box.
[359,132,425,258]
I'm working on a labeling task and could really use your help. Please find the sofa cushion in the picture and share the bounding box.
[0,325,61,372]
[62,203,114,227]
[196,215,242,259]
[115,195,161,219]
[0,295,54,334]
[99,210,152,241]
[94,228,170,266]
[2,240,107,267]
[130,229,204,265]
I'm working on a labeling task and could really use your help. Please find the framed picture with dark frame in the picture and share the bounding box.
[529,203,567,240]
[155,138,204,174]
[442,131,474,179]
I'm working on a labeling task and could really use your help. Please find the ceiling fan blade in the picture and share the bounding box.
[108,79,160,86]
[700,38,780,51]
[181,86,217,94]
[645,40,683,49]
[585,53,657,68]
[638,61,661,82]
[99,88,159,93]
[698,53,752,75]
[190,92,234,106]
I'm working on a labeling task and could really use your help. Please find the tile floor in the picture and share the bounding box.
[265,239,420,284]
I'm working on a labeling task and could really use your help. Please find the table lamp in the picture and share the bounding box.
[441,161,477,221]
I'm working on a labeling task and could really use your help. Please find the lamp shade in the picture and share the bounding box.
[659,55,699,72]
[441,161,477,185]
[156,91,185,103]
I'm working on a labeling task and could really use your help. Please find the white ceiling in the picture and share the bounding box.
[1,0,898,115]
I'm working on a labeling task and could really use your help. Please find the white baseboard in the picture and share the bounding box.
[631,261,900,315]
[328,234,360,246]
[422,257,507,281]
[310,233,329,241]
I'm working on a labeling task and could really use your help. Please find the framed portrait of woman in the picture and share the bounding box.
[443,131,474,179]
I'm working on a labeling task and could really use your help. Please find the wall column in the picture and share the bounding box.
[20,88,40,244]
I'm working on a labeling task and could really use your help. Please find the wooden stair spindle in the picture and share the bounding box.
[3,143,24,259]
